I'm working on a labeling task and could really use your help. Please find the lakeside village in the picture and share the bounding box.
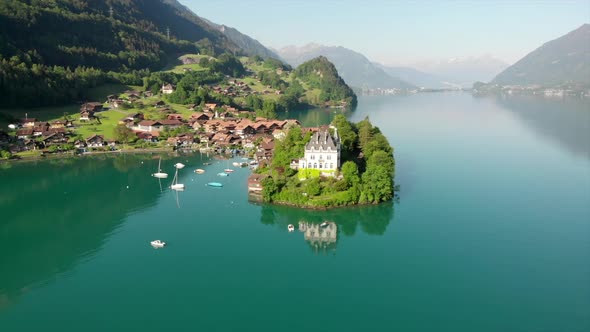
[0,79,299,157]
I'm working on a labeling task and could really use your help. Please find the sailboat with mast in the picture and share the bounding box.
[151,157,168,178]
[170,162,185,190]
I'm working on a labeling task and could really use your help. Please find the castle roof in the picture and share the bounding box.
[305,129,337,150]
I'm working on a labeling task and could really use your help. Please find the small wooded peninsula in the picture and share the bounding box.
[251,114,395,208]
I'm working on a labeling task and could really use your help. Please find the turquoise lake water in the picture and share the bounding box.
[1,93,589,331]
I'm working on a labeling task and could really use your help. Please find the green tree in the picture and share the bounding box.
[113,124,135,144]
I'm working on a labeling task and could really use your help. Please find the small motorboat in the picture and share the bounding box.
[174,163,186,169]
[171,184,185,190]
[240,162,248,167]
[224,168,234,173]
[232,162,240,167]
[320,221,329,228]
[150,240,166,248]
[203,162,212,166]
[207,182,223,187]
[194,169,205,174]
[287,224,295,232]
[217,172,229,177]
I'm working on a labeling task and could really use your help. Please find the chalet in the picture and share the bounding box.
[127,93,140,100]
[143,91,154,97]
[19,118,37,128]
[16,128,33,139]
[253,123,268,134]
[136,120,163,132]
[161,84,175,94]
[189,112,210,123]
[167,133,195,147]
[119,118,134,126]
[86,134,105,147]
[187,104,199,111]
[111,99,126,108]
[248,174,268,193]
[199,133,214,146]
[159,107,173,114]
[33,122,50,136]
[167,114,184,121]
[42,132,68,145]
[204,103,217,112]
[191,121,203,131]
[80,102,103,113]
[80,110,95,121]
[154,100,166,108]
[259,141,275,159]
[204,120,221,133]
[159,119,183,129]
[136,131,158,143]
[106,94,117,102]
[235,122,256,136]
[50,120,72,129]
[119,113,144,126]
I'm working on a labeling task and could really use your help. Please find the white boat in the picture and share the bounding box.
[150,240,166,248]
[288,224,295,232]
[170,164,185,190]
[152,157,168,178]
[232,162,240,167]
[174,162,186,169]
[224,168,234,173]
[194,169,205,174]
[320,221,329,228]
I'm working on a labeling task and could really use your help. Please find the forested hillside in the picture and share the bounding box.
[294,56,357,107]
[0,0,241,107]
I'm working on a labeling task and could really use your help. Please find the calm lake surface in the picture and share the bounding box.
[1,93,589,331]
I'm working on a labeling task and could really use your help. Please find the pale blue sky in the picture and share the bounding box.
[181,0,590,65]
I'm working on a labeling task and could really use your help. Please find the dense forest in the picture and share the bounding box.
[259,115,395,208]
[294,56,358,107]
[0,0,241,107]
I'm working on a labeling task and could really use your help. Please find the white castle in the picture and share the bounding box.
[298,127,340,172]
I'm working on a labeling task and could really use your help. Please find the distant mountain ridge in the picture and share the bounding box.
[373,63,452,89]
[411,55,509,88]
[492,24,590,87]
[277,44,415,89]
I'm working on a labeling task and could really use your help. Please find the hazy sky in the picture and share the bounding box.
[181,0,589,65]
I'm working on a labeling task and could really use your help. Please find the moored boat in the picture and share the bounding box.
[217,172,229,177]
[150,240,166,248]
[194,169,205,174]
[224,168,234,173]
[152,157,168,178]
[287,224,295,232]
[207,182,223,187]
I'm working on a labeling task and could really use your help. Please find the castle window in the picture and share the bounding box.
[327,155,331,160]
[319,163,323,169]
[313,163,317,168]
[330,163,334,169]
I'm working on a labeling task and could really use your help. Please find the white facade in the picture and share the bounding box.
[298,129,340,171]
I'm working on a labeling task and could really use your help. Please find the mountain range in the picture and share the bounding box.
[277,44,415,90]
[165,0,280,60]
[492,23,590,87]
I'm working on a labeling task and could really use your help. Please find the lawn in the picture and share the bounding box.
[163,54,212,73]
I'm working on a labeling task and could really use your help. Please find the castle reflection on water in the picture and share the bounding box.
[299,221,337,254]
